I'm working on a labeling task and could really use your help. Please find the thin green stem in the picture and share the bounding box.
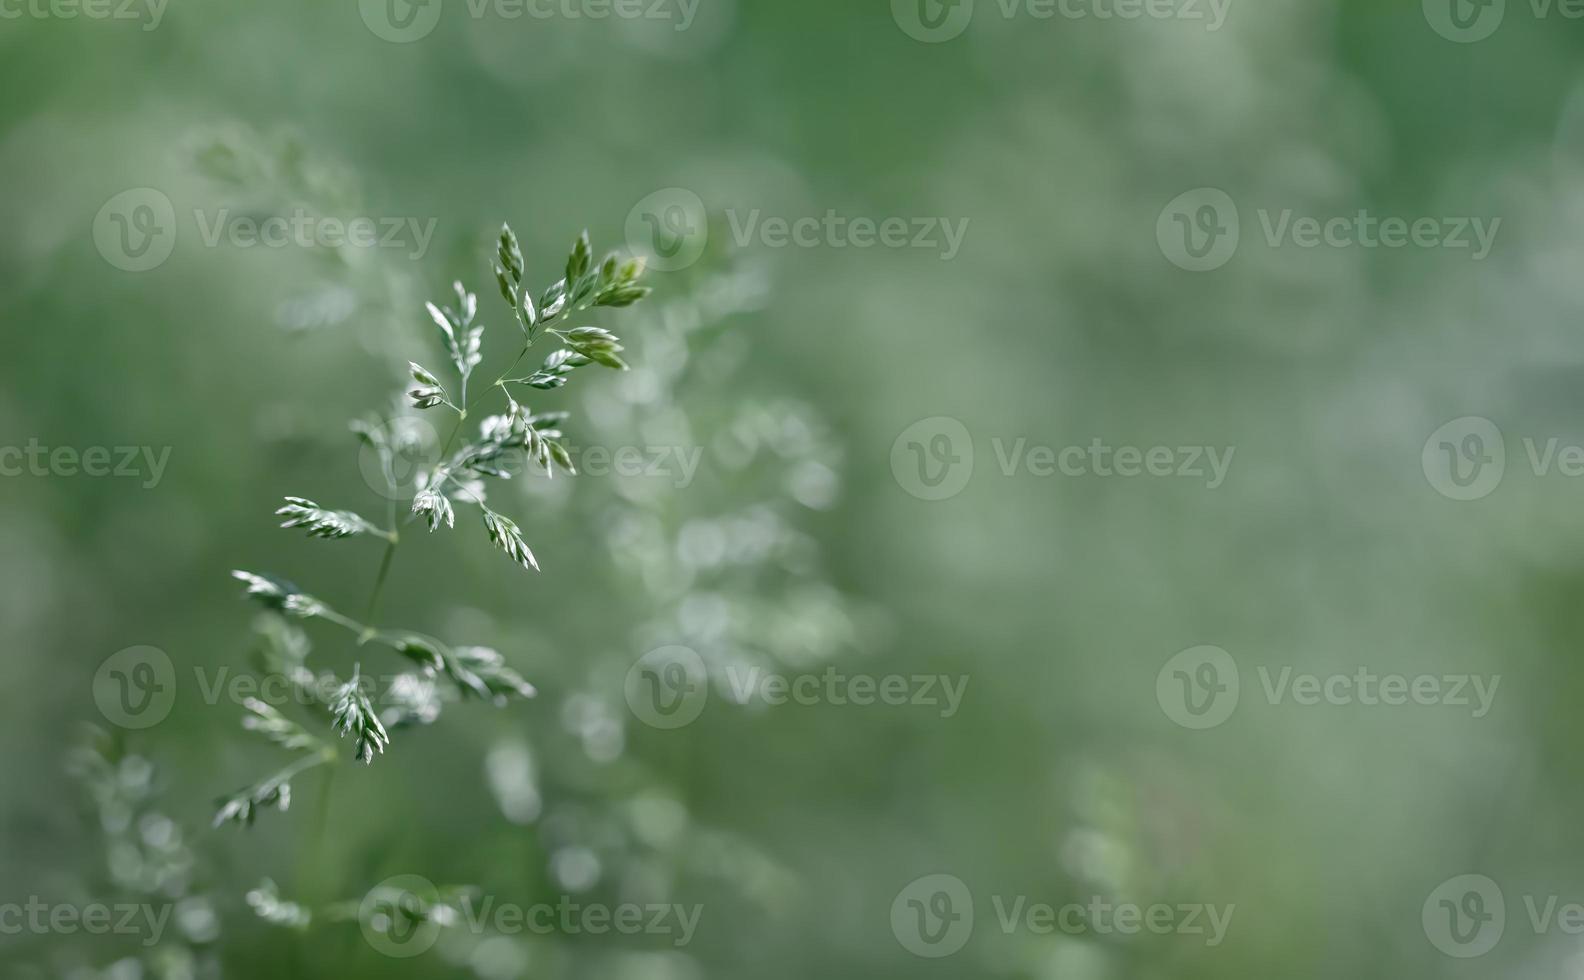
[485,346,532,404]
[437,344,532,462]
[316,607,368,636]
[439,413,468,460]
[384,479,398,535]
[359,538,399,644]
[441,472,489,508]
[273,748,336,785]
[342,337,536,654]
[316,610,407,655]
[312,761,337,867]
[297,758,339,966]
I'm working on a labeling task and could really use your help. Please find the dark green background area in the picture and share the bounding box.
[4,1,1584,977]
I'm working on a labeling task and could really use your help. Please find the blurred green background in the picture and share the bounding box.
[5,0,1584,976]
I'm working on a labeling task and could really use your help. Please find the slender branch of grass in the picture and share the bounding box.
[221,225,648,860]
[441,472,488,507]
[439,413,468,459]
[437,345,532,463]
[304,764,338,898]
[358,538,399,645]
[315,607,368,636]
[355,439,406,643]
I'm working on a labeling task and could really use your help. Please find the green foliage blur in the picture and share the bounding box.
[5,0,1584,977]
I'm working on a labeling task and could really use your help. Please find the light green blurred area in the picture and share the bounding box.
[6,0,1584,977]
